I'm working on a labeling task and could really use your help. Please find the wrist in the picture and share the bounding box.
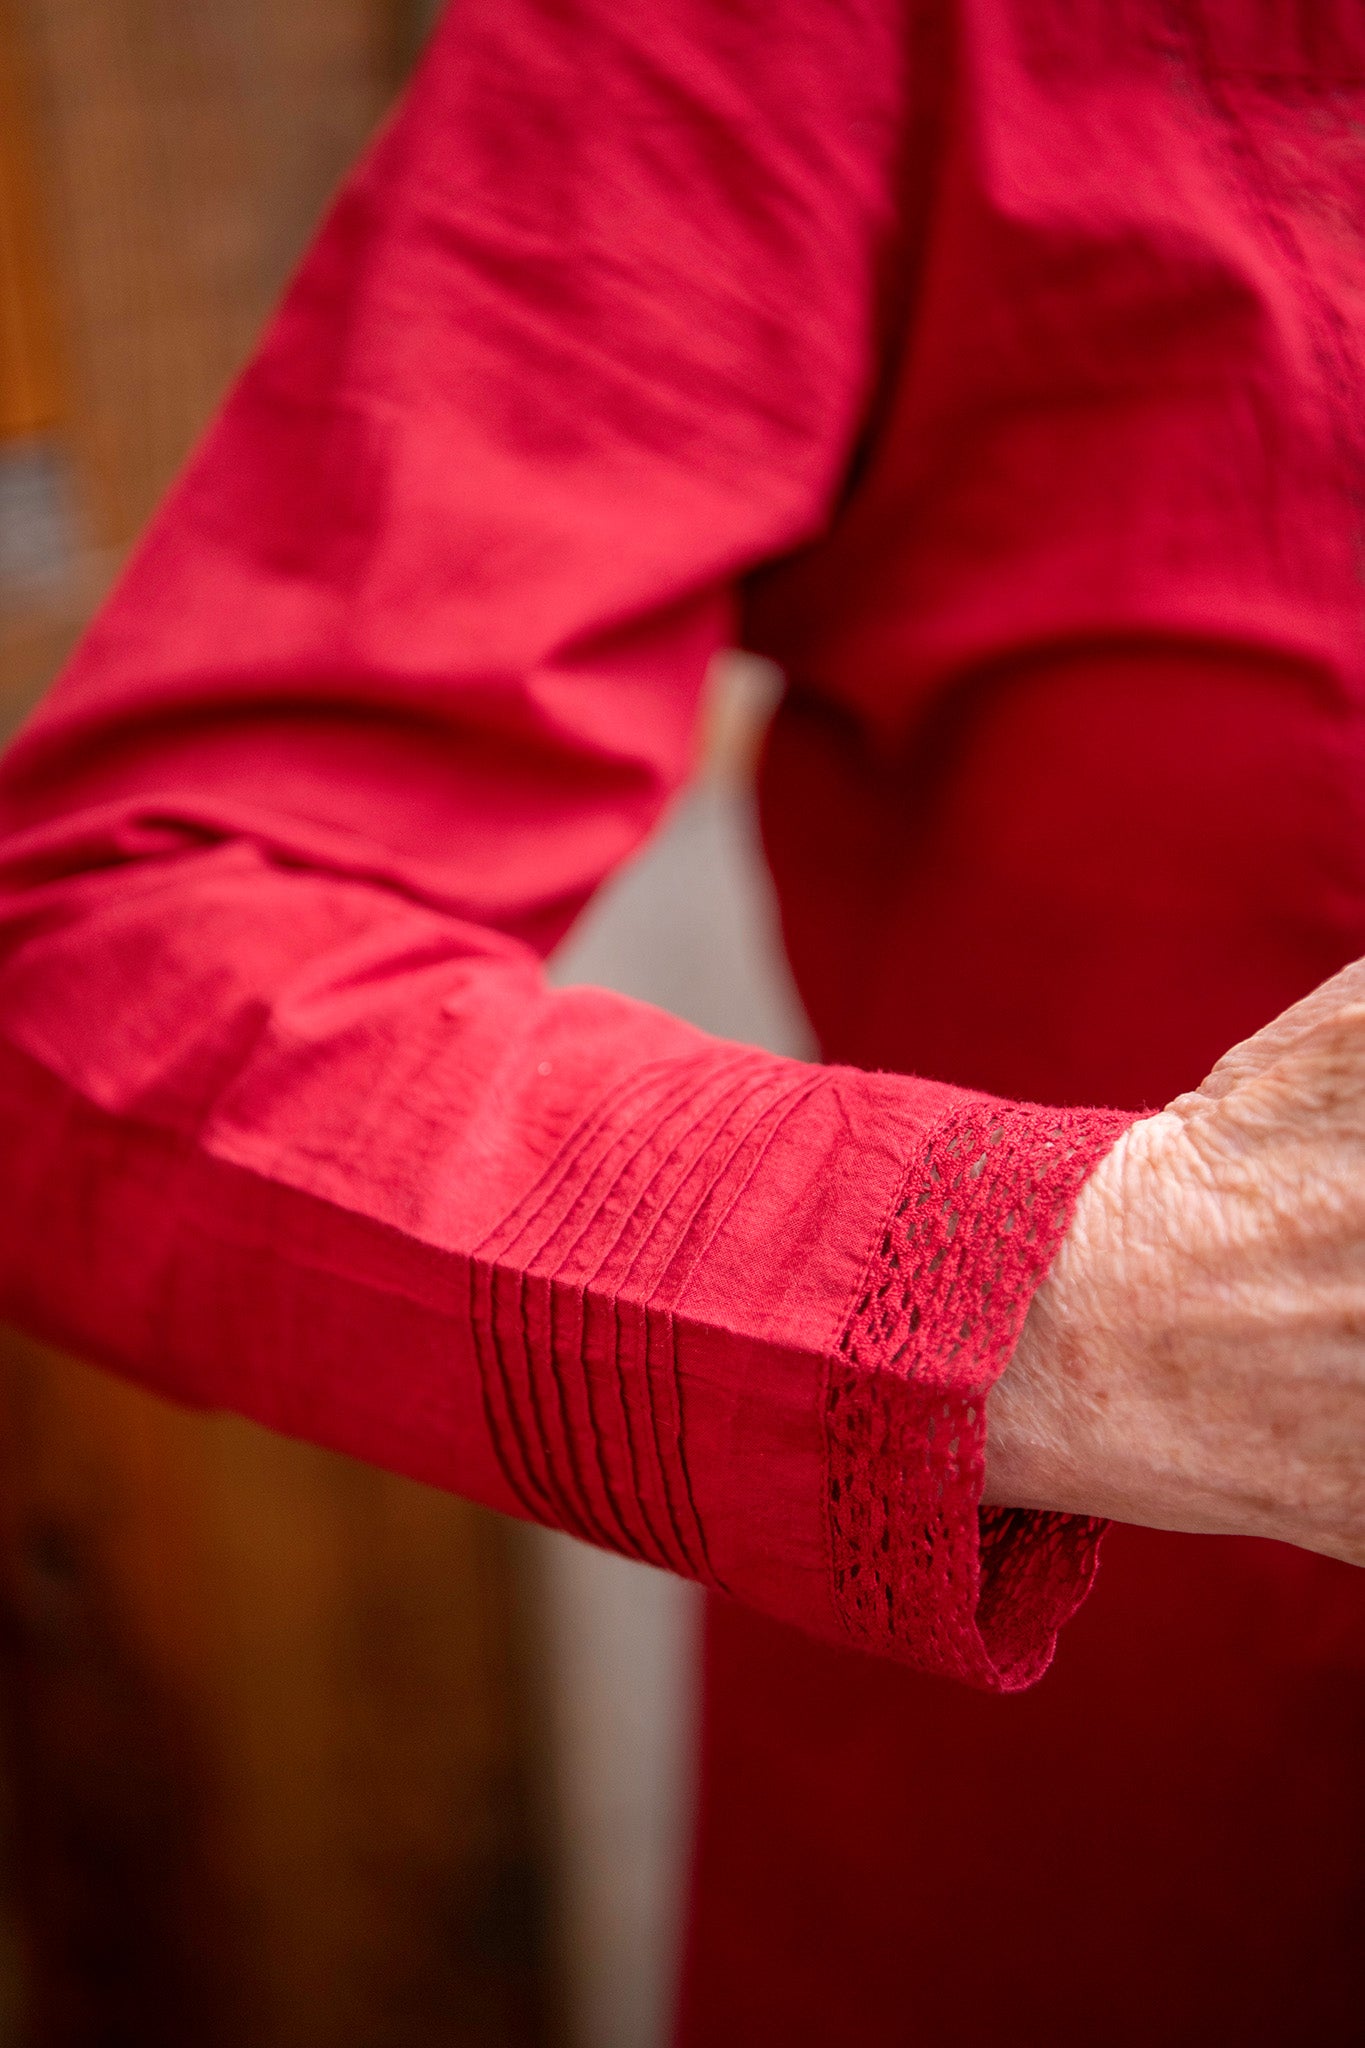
[982,1113,1175,1522]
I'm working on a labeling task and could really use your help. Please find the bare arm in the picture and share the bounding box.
[987,959,1365,1568]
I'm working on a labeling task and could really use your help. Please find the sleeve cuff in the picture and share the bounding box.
[825,1097,1135,1691]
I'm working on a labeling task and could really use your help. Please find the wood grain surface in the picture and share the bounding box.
[0,0,61,443]
[0,1330,553,2047]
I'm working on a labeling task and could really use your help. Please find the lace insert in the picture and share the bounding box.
[826,1098,1133,1690]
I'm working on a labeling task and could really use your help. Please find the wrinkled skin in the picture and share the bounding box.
[986,959,1365,1568]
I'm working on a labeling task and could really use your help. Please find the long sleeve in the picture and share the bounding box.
[0,0,1128,1689]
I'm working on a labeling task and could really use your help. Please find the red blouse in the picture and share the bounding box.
[0,2,1362,2040]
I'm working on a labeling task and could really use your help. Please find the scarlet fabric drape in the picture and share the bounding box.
[0,2,1363,2041]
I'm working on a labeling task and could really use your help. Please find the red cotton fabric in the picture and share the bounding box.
[0,2,1363,2041]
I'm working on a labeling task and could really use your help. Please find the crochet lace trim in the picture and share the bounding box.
[826,1099,1132,1690]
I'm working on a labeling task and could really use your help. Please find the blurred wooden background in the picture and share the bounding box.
[0,0,439,727]
[0,3,557,2042]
